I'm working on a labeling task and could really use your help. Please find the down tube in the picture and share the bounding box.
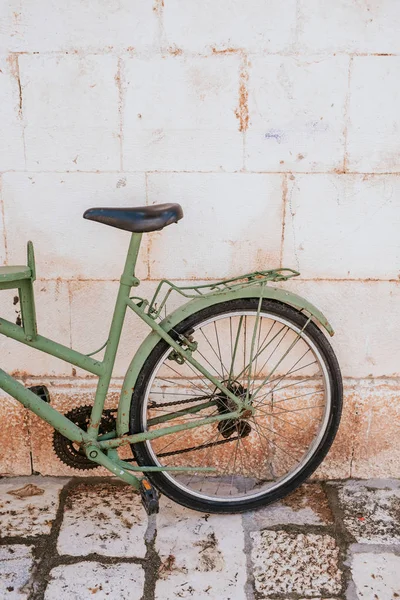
[0,368,86,442]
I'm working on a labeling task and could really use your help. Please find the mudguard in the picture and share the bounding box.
[117,285,334,435]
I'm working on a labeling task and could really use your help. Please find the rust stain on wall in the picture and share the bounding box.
[10,370,31,381]
[235,58,250,133]
[153,0,164,14]
[0,399,31,475]
[6,53,22,118]
[0,178,9,263]
[342,56,353,173]
[114,58,124,170]
[168,46,183,56]
[212,47,240,55]
[280,174,288,268]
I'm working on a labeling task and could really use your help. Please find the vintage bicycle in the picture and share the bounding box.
[0,203,342,514]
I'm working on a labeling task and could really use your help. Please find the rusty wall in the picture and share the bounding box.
[0,1,399,477]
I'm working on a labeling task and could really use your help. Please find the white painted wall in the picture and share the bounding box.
[0,1,399,476]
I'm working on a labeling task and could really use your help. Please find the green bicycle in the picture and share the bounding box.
[0,203,342,514]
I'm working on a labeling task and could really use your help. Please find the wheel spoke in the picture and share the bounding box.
[199,327,229,377]
[228,315,243,382]
[134,306,337,505]
[252,348,314,408]
[258,389,324,408]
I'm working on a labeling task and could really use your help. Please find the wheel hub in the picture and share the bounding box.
[215,380,253,439]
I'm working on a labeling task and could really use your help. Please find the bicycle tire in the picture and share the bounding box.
[130,298,342,513]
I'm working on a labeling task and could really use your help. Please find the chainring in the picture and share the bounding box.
[52,405,116,470]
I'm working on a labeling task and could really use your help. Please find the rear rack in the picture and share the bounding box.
[142,268,300,320]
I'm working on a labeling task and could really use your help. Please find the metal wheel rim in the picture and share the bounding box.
[141,310,332,503]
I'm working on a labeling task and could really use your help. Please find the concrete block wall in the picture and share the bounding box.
[0,1,399,477]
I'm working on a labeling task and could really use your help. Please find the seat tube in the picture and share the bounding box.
[87,233,143,439]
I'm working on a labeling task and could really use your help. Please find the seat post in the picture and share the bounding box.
[120,233,143,287]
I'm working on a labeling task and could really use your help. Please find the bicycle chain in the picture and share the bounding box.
[57,395,240,465]
[157,435,241,458]
[147,394,246,457]
[148,394,213,409]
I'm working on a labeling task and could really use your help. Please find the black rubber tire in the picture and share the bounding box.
[130,298,343,514]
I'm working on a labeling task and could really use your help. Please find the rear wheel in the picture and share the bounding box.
[130,299,342,513]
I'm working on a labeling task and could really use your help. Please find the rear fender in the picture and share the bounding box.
[117,285,333,434]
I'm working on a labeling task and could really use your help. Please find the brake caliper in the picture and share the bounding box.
[167,333,198,364]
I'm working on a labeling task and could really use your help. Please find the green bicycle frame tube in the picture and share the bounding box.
[0,233,144,446]
[0,367,86,442]
[86,233,142,440]
[0,232,244,446]
[0,318,103,375]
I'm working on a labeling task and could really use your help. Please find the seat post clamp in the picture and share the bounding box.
[120,275,140,287]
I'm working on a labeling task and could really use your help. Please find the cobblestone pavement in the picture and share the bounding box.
[0,477,399,599]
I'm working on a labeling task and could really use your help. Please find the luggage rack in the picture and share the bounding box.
[140,268,300,320]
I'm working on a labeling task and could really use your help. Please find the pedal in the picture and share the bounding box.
[139,478,159,515]
[28,385,51,403]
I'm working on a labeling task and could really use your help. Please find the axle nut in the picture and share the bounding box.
[89,450,98,459]
[241,409,253,419]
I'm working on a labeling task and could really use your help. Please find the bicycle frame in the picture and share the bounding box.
[0,233,334,489]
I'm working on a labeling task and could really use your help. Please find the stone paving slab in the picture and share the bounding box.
[250,530,342,597]
[0,477,67,538]
[57,482,147,558]
[155,496,247,600]
[0,545,35,599]
[244,482,333,529]
[44,561,145,600]
[332,479,400,544]
[350,552,400,599]
[0,478,398,599]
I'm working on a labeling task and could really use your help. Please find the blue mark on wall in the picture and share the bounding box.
[264,129,285,143]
